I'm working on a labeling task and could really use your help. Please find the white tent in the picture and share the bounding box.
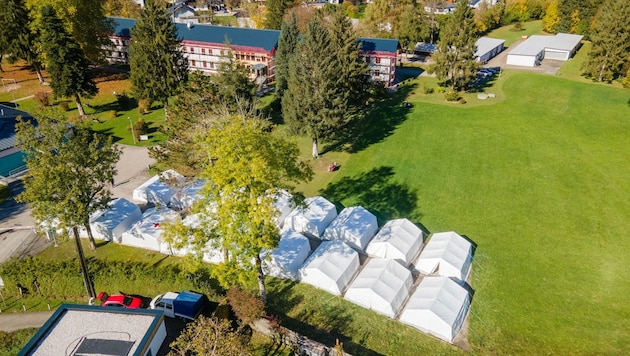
[169,179,205,211]
[262,229,311,280]
[322,206,378,252]
[399,276,471,343]
[80,198,142,242]
[132,169,184,205]
[181,213,224,264]
[344,259,413,318]
[413,231,473,281]
[120,207,180,252]
[365,219,424,266]
[298,240,360,296]
[272,189,295,228]
[283,196,337,238]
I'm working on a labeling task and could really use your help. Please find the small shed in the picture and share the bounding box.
[298,240,360,296]
[262,229,312,280]
[322,206,378,252]
[80,198,142,242]
[365,218,424,266]
[413,231,473,281]
[132,169,184,205]
[120,207,180,253]
[283,196,337,238]
[399,276,472,343]
[344,259,413,318]
[475,37,505,63]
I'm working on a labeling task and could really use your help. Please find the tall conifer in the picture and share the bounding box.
[275,13,299,100]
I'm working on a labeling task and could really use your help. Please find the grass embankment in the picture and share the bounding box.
[486,20,545,46]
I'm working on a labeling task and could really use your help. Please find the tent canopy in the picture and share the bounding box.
[323,206,378,252]
[169,179,206,211]
[120,207,180,252]
[262,229,311,280]
[413,231,473,281]
[344,259,413,317]
[82,198,142,242]
[272,189,295,228]
[365,218,424,266]
[284,196,337,238]
[298,240,360,296]
[133,169,184,205]
[399,276,471,343]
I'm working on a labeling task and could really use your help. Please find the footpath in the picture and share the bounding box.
[0,311,53,332]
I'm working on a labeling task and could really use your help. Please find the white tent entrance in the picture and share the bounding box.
[366,218,424,266]
[413,231,473,281]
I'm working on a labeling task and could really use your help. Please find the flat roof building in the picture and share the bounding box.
[475,37,506,63]
[506,33,583,67]
[19,304,167,356]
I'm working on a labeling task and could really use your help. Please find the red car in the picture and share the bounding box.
[97,291,143,309]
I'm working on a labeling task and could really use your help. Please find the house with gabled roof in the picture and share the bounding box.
[358,37,400,87]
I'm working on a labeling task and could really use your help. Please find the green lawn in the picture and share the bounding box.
[486,20,545,46]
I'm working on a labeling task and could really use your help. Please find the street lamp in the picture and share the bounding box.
[128,116,136,144]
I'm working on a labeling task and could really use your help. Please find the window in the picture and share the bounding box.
[209,62,214,69]
[375,70,380,77]
[191,60,196,67]
[203,61,207,68]
[375,57,381,64]
[364,56,370,64]
[201,48,205,55]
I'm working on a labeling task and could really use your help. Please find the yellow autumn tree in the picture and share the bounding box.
[542,0,560,32]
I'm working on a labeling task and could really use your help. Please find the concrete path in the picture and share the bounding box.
[110,144,155,202]
[0,311,53,332]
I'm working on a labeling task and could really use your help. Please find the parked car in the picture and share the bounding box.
[98,291,143,308]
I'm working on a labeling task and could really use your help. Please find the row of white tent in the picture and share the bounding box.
[81,174,474,344]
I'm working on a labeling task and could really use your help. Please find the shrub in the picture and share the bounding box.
[436,86,447,94]
[458,97,467,104]
[109,110,117,119]
[226,286,265,325]
[137,99,150,114]
[445,90,461,102]
[34,91,51,108]
[58,101,69,112]
[423,85,434,94]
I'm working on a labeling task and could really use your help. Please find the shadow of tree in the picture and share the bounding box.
[321,166,420,223]
[322,83,417,154]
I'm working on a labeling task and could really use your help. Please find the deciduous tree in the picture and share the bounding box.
[129,0,188,112]
[264,0,296,30]
[542,0,560,32]
[431,0,480,91]
[15,109,121,297]
[39,5,98,117]
[168,316,250,356]
[582,0,630,82]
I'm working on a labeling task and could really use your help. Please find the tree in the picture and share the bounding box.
[282,13,370,157]
[264,0,296,30]
[431,0,480,91]
[26,0,113,63]
[394,2,429,52]
[129,0,188,112]
[0,0,45,83]
[39,5,98,117]
[104,0,142,18]
[555,0,604,35]
[164,114,312,303]
[582,0,630,82]
[168,316,250,356]
[274,13,299,99]
[15,109,121,297]
[543,0,561,32]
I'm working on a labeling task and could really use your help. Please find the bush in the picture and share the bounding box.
[445,90,461,102]
[458,97,467,104]
[58,101,69,112]
[34,91,51,108]
[226,286,265,325]
[423,85,434,94]
[137,99,150,114]
[109,110,117,119]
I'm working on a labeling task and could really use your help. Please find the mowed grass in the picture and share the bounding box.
[486,20,545,46]
[287,72,629,354]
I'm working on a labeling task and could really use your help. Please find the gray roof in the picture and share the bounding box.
[508,33,583,57]
[474,37,505,57]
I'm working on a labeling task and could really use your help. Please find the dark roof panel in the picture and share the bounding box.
[357,38,399,53]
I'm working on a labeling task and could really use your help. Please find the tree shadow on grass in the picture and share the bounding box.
[321,166,420,223]
[90,127,123,143]
[323,83,417,155]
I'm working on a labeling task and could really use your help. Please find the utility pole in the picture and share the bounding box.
[128,116,136,144]
[72,227,95,298]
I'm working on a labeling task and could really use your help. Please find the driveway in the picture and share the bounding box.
[0,311,54,332]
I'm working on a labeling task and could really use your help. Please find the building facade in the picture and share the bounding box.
[358,38,400,88]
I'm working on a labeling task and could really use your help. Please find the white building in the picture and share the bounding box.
[475,37,506,63]
[506,33,583,67]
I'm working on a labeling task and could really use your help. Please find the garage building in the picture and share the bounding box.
[475,37,505,63]
[506,33,583,67]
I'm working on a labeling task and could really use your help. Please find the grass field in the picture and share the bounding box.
[486,20,545,46]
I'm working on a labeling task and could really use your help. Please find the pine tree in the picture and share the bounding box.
[582,0,630,82]
[555,0,604,35]
[431,0,479,92]
[15,109,121,296]
[39,5,97,117]
[129,0,188,112]
[0,0,45,83]
[274,13,299,99]
[264,0,296,30]
[394,2,429,53]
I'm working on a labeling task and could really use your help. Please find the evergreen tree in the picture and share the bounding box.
[264,0,296,30]
[555,0,604,35]
[431,0,479,92]
[274,13,299,99]
[15,109,121,296]
[582,0,630,82]
[0,0,45,83]
[39,5,97,117]
[129,0,188,112]
[282,13,370,157]
[394,2,428,53]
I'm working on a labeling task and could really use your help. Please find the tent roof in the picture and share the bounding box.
[131,207,180,239]
[366,219,424,264]
[399,276,471,342]
[263,229,311,280]
[90,198,140,229]
[284,196,337,237]
[345,259,413,317]
[299,240,359,295]
[323,206,378,251]
[413,231,472,280]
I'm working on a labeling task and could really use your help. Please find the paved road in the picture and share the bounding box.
[0,311,53,332]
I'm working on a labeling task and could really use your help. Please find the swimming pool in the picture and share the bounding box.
[0,151,26,177]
